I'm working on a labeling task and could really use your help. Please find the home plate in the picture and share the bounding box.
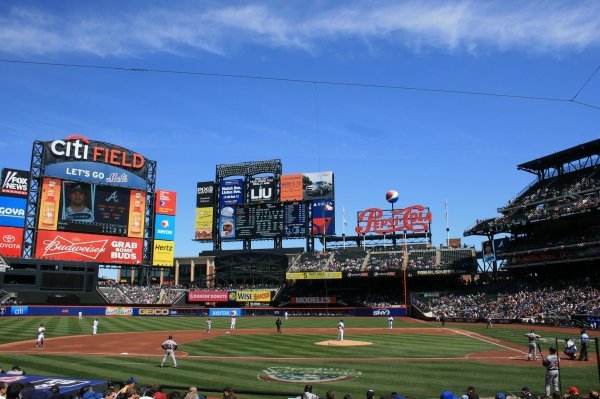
[315,340,373,347]
[121,353,129,355]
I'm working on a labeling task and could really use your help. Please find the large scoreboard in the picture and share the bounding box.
[195,162,333,243]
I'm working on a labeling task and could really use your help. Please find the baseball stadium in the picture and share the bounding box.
[0,137,599,399]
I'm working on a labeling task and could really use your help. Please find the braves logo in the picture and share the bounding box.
[105,191,120,203]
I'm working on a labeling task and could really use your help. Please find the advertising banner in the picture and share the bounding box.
[291,296,336,304]
[156,190,177,216]
[303,171,334,200]
[1,168,30,197]
[37,178,62,230]
[153,239,174,267]
[249,176,275,203]
[43,136,148,185]
[0,374,109,397]
[286,271,342,280]
[355,206,432,235]
[219,206,236,239]
[127,190,146,238]
[135,308,178,316]
[219,178,244,207]
[312,200,335,236]
[35,230,143,264]
[280,174,304,202]
[209,308,242,317]
[105,307,134,316]
[0,226,24,257]
[229,290,271,302]
[0,195,27,228]
[196,182,215,207]
[194,207,213,240]
[188,290,229,302]
[154,214,175,241]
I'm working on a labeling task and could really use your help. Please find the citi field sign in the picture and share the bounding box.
[42,135,150,189]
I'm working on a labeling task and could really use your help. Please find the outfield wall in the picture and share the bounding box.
[0,305,406,317]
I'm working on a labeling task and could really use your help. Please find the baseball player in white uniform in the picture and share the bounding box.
[78,311,83,320]
[284,311,288,320]
[387,316,393,329]
[230,315,237,330]
[35,324,46,348]
[160,335,178,368]
[206,318,212,333]
[337,319,345,341]
[92,318,99,335]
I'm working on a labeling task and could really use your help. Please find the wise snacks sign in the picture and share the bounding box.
[35,230,143,265]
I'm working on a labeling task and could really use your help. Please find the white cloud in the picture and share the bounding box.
[0,1,599,57]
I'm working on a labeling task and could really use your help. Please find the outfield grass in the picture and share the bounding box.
[0,316,597,399]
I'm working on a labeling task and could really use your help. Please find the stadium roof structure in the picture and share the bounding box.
[517,138,600,175]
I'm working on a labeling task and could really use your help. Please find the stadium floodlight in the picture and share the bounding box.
[217,160,282,178]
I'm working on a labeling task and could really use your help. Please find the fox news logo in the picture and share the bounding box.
[1,169,29,196]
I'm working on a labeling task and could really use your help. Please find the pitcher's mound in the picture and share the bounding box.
[315,340,373,347]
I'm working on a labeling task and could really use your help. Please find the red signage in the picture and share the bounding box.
[355,205,432,234]
[35,230,143,265]
[188,291,229,302]
[291,296,336,304]
[156,190,177,216]
[0,226,23,257]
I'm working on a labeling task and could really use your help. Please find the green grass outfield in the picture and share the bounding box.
[0,316,597,399]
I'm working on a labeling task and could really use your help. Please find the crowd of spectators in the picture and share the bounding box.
[368,252,403,271]
[329,249,367,272]
[98,283,186,305]
[414,279,600,321]
[406,250,436,270]
[288,251,331,272]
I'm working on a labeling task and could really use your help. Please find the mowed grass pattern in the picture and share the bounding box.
[0,316,597,398]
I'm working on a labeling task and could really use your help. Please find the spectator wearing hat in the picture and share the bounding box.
[441,391,459,399]
[49,385,65,399]
[521,387,537,399]
[303,385,318,399]
[6,383,24,399]
[222,387,237,399]
[117,378,137,399]
[6,366,24,375]
[367,390,375,399]
[565,387,582,399]
[467,386,479,399]
[495,393,506,399]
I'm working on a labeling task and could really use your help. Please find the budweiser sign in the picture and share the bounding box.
[35,230,143,264]
[355,205,432,235]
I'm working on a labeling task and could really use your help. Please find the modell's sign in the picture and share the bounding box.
[355,205,432,234]
[35,230,143,265]
[291,296,336,304]
[1,169,30,197]
[42,135,150,189]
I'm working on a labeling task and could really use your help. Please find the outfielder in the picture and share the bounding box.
[542,347,559,397]
[337,319,345,342]
[230,315,237,330]
[92,318,99,335]
[206,318,212,333]
[284,311,288,320]
[78,311,83,320]
[525,330,541,360]
[35,324,46,348]
[160,335,178,368]
[387,316,393,329]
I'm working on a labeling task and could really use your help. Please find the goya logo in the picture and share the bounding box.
[258,367,361,383]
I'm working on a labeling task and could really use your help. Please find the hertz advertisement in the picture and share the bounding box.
[228,290,271,302]
[153,239,174,267]
[286,271,343,280]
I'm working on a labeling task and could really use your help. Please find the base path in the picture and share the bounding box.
[0,327,594,367]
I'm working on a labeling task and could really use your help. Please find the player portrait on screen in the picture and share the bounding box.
[63,182,94,222]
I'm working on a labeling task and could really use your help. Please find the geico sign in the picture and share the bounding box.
[139,308,169,315]
[0,207,25,217]
[50,135,145,170]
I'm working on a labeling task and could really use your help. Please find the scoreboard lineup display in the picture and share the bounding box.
[235,202,307,238]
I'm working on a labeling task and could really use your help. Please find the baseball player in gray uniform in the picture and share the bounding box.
[387,316,393,329]
[524,330,541,360]
[542,347,559,397]
[206,318,212,333]
[337,319,345,342]
[160,335,178,368]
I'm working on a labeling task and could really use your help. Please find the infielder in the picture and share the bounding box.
[92,318,99,335]
[337,319,344,342]
[230,315,237,330]
[542,347,559,397]
[524,330,541,360]
[206,318,212,333]
[160,335,178,368]
[35,324,46,348]
[387,316,393,329]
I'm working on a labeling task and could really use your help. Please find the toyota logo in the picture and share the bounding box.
[3,234,16,243]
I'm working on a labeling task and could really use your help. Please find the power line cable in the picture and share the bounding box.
[0,58,598,110]
[571,63,600,101]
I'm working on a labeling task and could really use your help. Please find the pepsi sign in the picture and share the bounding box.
[154,214,175,240]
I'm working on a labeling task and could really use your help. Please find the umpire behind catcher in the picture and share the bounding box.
[160,335,178,368]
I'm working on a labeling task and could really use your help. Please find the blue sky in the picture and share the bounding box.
[1,0,599,256]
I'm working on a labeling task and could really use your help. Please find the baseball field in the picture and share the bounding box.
[0,316,597,399]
